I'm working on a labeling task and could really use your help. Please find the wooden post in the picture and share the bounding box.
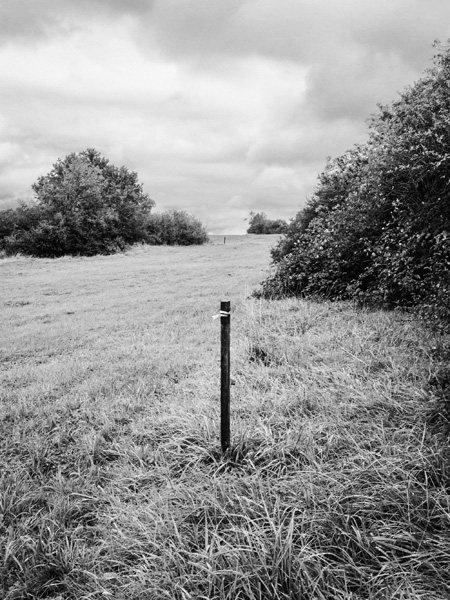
[224,236,226,244]
[220,301,231,453]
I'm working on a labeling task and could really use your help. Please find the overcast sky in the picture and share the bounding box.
[1,0,450,233]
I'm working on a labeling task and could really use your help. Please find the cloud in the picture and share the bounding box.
[144,0,450,65]
[1,0,450,233]
[0,0,153,44]
[141,0,450,123]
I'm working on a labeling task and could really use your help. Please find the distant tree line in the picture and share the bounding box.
[261,42,450,328]
[0,149,208,257]
[246,211,288,234]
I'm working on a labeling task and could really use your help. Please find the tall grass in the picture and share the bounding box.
[1,236,449,599]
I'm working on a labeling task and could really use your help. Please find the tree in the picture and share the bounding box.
[0,150,210,255]
[247,212,288,234]
[0,149,155,257]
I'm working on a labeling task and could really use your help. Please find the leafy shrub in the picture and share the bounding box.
[0,206,32,253]
[0,149,155,257]
[247,211,288,234]
[146,210,209,245]
[0,150,210,256]
[262,42,450,327]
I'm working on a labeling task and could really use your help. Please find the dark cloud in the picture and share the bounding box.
[0,0,64,42]
[301,0,450,121]
[304,50,418,122]
[144,0,449,64]
[143,0,450,122]
[0,0,153,43]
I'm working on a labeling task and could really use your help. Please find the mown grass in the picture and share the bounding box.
[1,235,449,599]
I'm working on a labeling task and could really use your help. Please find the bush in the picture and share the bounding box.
[146,210,209,245]
[0,149,155,257]
[0,150,210,256]
[262,41,450,328]
[247,212,288,234]
[0,203,45,254]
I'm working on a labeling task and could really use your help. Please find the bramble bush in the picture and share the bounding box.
[262,41,450,328]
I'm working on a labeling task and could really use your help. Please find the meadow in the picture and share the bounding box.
[1,235,449,599]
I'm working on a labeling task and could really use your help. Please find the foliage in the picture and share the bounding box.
[247,211,288,234]
[0,149,155,257]
[0,202,45,255]
[0,150,210,256]
[262,42,450,327]
[146,209,209,245]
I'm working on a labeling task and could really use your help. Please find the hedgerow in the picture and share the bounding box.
[262,41,450,327]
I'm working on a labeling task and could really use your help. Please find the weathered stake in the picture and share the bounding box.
[220,300,231,453]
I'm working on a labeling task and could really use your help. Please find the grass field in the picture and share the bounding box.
[1,235,450,599]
